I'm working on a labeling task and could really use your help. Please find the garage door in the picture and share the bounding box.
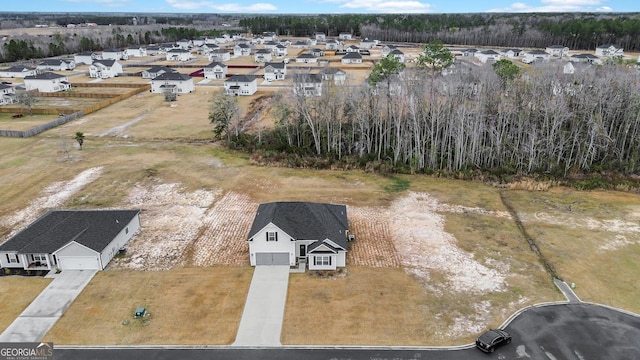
[58,256,100,270]
[255,253,289,265]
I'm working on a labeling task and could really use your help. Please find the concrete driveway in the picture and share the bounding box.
[0,270,97,342]
[233,266,290,346]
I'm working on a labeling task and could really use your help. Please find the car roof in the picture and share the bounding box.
[478,329,509,343]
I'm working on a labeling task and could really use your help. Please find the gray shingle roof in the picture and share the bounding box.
[152,72,192,81]
[247,202,348,249]
[25,72,66,80]
[342,52,362,59]
[226,74,256,83]
[92,59,116,67]
[0,210,140,254]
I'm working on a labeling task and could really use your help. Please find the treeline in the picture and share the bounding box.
[239,13,640,51]
[228,64,640,179]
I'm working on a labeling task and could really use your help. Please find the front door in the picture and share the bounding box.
[299,244,306,257]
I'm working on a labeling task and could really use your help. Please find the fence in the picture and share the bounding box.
[0,111,83,138]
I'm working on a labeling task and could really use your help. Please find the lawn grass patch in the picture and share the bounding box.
[44,267,253,345]
[0,277,52,333]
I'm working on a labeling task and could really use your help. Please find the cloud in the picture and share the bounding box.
[63,0,130,8]
[487,0,613,12]
[331,0,432,13]
[166,0,277,12]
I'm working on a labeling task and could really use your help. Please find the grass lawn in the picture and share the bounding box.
[0,276,52,333]
[44,267,253,345]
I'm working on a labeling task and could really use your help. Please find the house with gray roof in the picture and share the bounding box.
[36,59,75,71]
[150,72,194,94]
[0,210,140,271]
[224,75,257,96]
[204,61,228,80]
[89,59,123,79]
[141,66,178,79]
[247,202,350,270]
[0,65,37,78]
[24,72,71,93]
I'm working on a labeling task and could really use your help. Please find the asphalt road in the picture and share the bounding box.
[52,303,640,360]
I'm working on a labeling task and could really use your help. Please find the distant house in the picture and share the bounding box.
[89,60,123,79]
[125,47,147,57]
[203,61,228,80]
[209,49,231,62]
[474,50,501,63]
[321,67,347,85]
[307,37,318,47]
[224,75,257,96]
[325,39,339,50]
[24,72,71,93]
[37,59,75,71]
[339,32,352,40]
[146,46,166,56]
[563,62,575,75]
[273,45,288,57]
[341,52,363,64]
[310,48,325,57]
[524,50,551,63]
[595,44,623,57]
[0,84,17,105]
[0,210,141,271]
[570,53,602,64]
[293,40,308,49]
[0,65,37,78]
[150,72,194,94]
[142,66,178,79]
[197,44,218,55]
[501,48,523,58]
[263,62,286,81]
[346,45,360,53]
[263,32,277,41]
[74,51,98,65]
[246,202,350,270]
[381,45,397,57]
[293,73,323,97]
[263,41,278,50]
[193,37,207,47]
[295,53,317,64]
[462,48,478,57]
[391,49,406,63]
[166,48,193,62]
[254,49,273,63]
[359,38,375,49]
[234,44,251,56]
[176,39,193,49]
[102,49,127,61]
[546,45,569,57]
[315,32,326,41]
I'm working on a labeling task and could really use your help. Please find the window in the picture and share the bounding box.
[6,254,18,264]
[315,256,331,266]
[32,254,46,261]
[266,232,278,242]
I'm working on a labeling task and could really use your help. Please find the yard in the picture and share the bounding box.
[0,277,51,333]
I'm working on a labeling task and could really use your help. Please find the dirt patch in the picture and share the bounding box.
[347,206,400,267]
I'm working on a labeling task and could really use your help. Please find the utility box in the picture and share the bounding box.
[134,307,146,318]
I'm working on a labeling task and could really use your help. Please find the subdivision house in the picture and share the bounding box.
[166,48,193,62]
[325,39,339,50]
[177,39,193,49]
[224,75,257,96]
[36,59,75,71]
[310,48,325,57]
[462,48,478,57]
[359,38,376,49]
[341,52,362,64]
[0,65,37,78]
[209,49,231,62]
[293,73,323,97]
[234,44,251,56]
[146,46,166,56]
[141,66,178,79]
[0,84,17,105]
[293,40,309,49]
[0,210,140,271]
[570,53,602,64]
[102,49,127,60]
[474,50,501,63]
[339,32,352,40]
[595,44,623,57]
[24,72,71,93]
[295,53,317,64]
[273,44,288,57]
[263,41,278,50]
[524,50,551,63]
[346,45,359,53]
[203,61,228,80]
[263,62,286,81]
[150,72,194,94]
[391,49,406,63]
[315,32,326,41]
[321,67,347,85]
[546,45,569,57]
[381,45,397,57]
[247,202,350,270]
[125,46,147,57]
[263,32,277,41]
[254,49,273,63]
[501,48,523,58]
[74,51,98,65]
[89,59,123,79]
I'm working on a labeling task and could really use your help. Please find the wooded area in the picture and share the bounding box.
[226,62,640,179]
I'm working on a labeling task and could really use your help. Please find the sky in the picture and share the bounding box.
[3,0,638,15]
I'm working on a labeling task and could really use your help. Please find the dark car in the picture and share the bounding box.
[475,329,511,353]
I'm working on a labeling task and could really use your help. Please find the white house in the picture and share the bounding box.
[310,48,325,57]
[0,65,37,78]
[102,49,127,61]
[224,75,257,96]
[246,202,350,270]
[321,67,347,85]
[193,37,207,47]
[295,53,317,64]
[293,73,323,97]
[346,45,360,53]
[474,50,501,63]
[339,32,352,40]
[273,44,288,57]
[315,32,326,41]
[37,59,75,71]
[501,48,523,58]
[254,49,273,63]
[146,46,166,56]
[24,72,71,93]
[263,62,286,81]
[0,210,140,271]
[89,60,123,79]
[381,45,397,57]
[204,61,228,80]
[546,45,569,57]
[595,44,623,57]
[125,46,147,57]
[263,41,278,50]
[359,38,375,49]
[325,39,339,50]
[209,49,231,62]
[234,44,251,56]
[570,53,602,64]
[142,66,178,79]
[166,48,193,62]
[74,51,98,65]
[263,32,277,41]
[177,39,193,49]
[0,84,17,105]
[462,48,478,57]
[307,37,318,47]
[391,49,406,63]
[563,62,575,75]
[150,72,194,94]
[524,50,551,63]
[341,52,362,64]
